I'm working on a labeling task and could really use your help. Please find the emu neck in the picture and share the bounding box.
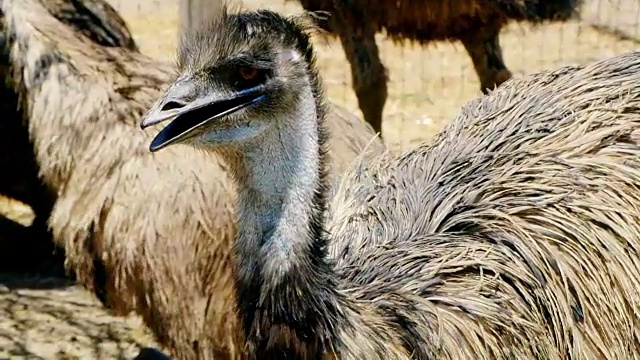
[221,85,340,348]
[234,93,325,283]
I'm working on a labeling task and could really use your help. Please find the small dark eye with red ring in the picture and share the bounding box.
[238,67,258,81]
[230,66,269,91]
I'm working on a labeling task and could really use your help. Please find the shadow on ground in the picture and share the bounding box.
[0,214,159,359]
[0,215,67,280]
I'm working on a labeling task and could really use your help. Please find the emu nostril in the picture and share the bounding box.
[161,101,185,111]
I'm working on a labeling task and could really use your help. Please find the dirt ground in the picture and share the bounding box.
[0,275,156,360]
[1,0,639,358]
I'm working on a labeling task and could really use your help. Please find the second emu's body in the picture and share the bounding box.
[1,0,385,358]
[0,0,136,270]
[143,8,640,359]
[293,0,582,135]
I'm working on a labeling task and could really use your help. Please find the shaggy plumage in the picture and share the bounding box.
[0,0,385,358]
[0,0,136,272]
[327,53,640,358]
[292,0,583,135]
[41,0,138,50]
[144,7,640,358]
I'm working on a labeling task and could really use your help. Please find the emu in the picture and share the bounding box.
[0,0,385,358]
[143,7,640,359]
[0,0,137,272]
[292,0,583,135]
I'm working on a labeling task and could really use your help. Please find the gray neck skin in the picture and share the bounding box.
[218,83,341,344]
[235,86,322,285]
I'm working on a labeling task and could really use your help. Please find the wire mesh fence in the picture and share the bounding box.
[105,0,640,150]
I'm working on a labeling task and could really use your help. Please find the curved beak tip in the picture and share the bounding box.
[141,86,267,154]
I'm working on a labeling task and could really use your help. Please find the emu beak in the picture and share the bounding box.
[140,76,266,152]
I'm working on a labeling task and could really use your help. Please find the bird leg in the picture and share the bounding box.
[459,24,513,94]
[337,25,388,137]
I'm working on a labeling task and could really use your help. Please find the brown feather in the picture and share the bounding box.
[326,50,640,358]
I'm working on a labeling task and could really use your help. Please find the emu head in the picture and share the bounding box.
[140,7,325,152]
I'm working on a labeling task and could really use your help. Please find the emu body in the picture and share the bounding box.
[144,8,640,359]
[293,0,582,135]
[0,0,385,358]
[0,0,135,272]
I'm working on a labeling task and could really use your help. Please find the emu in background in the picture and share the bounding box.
[293,0,583,136]
[0,0,137,273]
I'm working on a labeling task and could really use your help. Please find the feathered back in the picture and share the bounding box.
[1,0,384,357]
[0,0,137,264]
[328,51,640,358]
[38,0,138,50]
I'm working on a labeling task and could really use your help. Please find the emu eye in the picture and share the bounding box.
[238,67,258,81]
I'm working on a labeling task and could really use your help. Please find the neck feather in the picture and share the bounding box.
[220,77,345,353]
[233,85,328,282]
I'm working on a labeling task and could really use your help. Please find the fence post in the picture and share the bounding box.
[179,0,223,35]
